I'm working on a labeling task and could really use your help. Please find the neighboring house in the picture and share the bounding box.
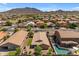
[64,19,70,21]
[42,18,49,21]
[12,24,18,28]
[7,26,16,31]
[47,22,52,26]
[68,18,78,24]
[26,21,36,27]
[3,26,11,30]
[0,20,6,26]
[57,20,68,27]
[6,26,17,36]
[68,20,78,24]
[30,32,52,55]
[18,23,25,28]
[0,30,28,51]
[54,30,79,47]
[35,20,44,27]
[0,31,8,43]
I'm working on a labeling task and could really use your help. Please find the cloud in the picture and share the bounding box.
[70,7,79,11]
[0,3,7,6]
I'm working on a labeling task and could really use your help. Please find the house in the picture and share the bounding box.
[46,22,53,27]
[30,32,52,55]
[0,20,6,26]
[0,30,28,51]
[68,17,78,24]
[0,31,8,43]
[54,30,79,47]
[35,20,44,27]
[68,20,78,24]
[18,23,25,28]
[5,26,17,36]
[26,21,36,27]
[57,20,68,27]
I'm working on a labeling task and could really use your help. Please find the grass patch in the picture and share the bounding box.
[8,51,17,56]
[9,20,18,24]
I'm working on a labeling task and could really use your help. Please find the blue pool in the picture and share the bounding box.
[53,44,70,55]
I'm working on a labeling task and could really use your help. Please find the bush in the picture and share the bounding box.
[1,28,7,31]
[68,23,77,29]
[34,45,42,56]
[40,23,48,29]
[47,48,52,56]
[27,38,32,46]
[14,28,19,33]
[8,47,21,56]
[16,47,21,55]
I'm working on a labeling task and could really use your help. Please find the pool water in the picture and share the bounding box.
[53,44,70,55]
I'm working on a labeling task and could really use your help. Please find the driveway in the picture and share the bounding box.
[0,48,9,56]
[0,52,8,56]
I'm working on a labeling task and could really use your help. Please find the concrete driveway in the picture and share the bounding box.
[0,48,8,56]
[0,52,8,56]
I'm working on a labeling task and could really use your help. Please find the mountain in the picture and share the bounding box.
[49,10,79,15]
[1,7,79,15]
[2,7,43,14]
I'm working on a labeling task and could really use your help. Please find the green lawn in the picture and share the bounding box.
[9,20,18,24]
[8,51,17,56]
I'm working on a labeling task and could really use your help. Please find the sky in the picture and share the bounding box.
[0,3,79,12]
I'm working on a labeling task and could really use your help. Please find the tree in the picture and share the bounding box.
[68,23,77,29]
[27,25,32,31]
[3,36,7,41]
[34,45,42,56]
[18,20,22,23]
[28,31,34,38]
[28,51,32,56]
[40,23,48,29]
[55,23,60,29]
[43,23,48,28]
[63,15,67,19]
[48,15,51,20]
[5,21,12,26]
[14,28,19,33]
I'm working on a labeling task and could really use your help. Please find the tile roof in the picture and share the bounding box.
[0,30,28,46]
[55,30,79,38]
[0,31,7,40]
[32,32,50,46]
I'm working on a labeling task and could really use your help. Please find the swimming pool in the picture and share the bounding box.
[53,44,70,55]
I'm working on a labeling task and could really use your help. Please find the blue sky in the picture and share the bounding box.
[0,3,79,12]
